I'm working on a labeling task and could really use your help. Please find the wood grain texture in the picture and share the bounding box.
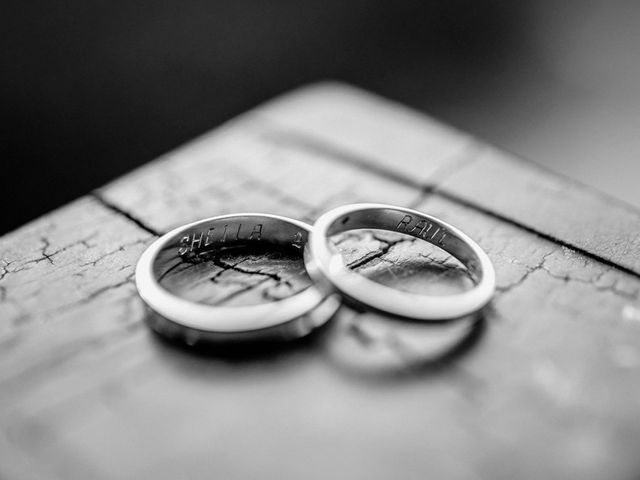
[1,82,640,480]
[261,83,640,276]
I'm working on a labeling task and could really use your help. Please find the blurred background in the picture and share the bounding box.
[2,0,639,234]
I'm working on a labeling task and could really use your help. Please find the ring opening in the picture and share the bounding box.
[331,228,474,296]
[153,215,312,307]
[326,208,482,283]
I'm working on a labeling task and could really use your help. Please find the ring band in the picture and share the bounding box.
[136,213,340,343]
[306,203,495,320]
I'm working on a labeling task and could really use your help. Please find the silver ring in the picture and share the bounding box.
[136,213,340,344]
[306,203,495,320]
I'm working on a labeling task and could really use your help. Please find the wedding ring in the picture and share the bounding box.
[136,214,340,344]
[306,203,495,320]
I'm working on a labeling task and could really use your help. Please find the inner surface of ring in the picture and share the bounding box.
[154,216,313,306]
[326,208,482,286]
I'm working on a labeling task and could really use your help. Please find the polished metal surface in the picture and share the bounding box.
[306,203,496,320]
[136,213,340,343]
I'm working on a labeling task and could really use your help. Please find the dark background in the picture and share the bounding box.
[3,1,639,234]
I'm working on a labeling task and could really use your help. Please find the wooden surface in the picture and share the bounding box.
[1,82,640,480]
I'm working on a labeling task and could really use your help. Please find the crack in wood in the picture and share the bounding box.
[91,192,161,236]
[260,125,640,281]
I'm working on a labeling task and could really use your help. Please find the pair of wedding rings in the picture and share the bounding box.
[136,203,495,345]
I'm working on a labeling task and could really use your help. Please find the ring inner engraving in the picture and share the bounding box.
[178,223,265,255]
[177,222,306,256]
[396,214,447,245]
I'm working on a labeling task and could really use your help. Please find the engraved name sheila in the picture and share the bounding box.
[178,223,304,255]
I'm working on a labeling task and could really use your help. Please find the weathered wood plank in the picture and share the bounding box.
[98,123,419,233]
[0,197,152,399]
[437,145,640,274]
[262,83,640,275]
[1,82,640,480]
[257,82,473,185]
